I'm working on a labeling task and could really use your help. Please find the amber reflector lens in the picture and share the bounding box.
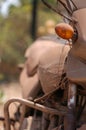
[55,23,74,40]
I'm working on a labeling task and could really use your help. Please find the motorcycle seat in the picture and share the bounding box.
[38,43,70,93]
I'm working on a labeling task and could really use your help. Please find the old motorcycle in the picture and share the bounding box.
[4,0,86,130]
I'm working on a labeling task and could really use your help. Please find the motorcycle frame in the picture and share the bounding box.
[4,82,77,130]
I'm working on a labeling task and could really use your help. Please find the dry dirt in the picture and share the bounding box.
[0,82,22,116]
[0,82,86,130]
[0,82,22,130]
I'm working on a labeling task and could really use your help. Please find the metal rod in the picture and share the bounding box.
[42,0,73,22]
[4,98,67,130]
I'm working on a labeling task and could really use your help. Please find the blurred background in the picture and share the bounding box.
[0,0,62,110]
[0,0,61,82]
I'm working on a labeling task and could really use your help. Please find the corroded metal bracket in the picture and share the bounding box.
[4,98,67,130]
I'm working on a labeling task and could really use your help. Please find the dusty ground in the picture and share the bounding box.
[0,82,22,129]
[0,82,33,130]
[0,82,86,130]
[0,82,22,116]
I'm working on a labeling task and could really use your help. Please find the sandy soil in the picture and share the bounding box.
[0,82,22,116]
[0,82,22,130]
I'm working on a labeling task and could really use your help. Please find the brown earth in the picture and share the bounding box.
[0,82,22,130]
[0,82,22,117]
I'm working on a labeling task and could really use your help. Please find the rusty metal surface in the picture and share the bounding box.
[4,98,67,130]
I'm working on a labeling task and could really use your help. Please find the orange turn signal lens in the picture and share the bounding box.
[55,23,74,40]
